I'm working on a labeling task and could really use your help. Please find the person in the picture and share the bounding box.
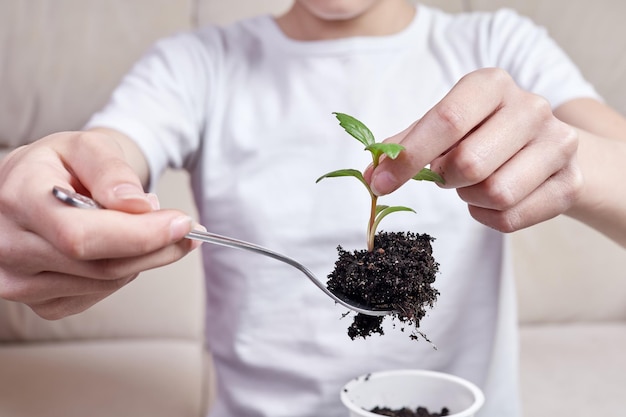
[1,0,625,416]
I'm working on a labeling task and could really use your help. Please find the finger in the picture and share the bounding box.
[0,271,137,305]
[40,204,195,260]
[0,231,195,315]
[432,94,554,190]
[455,127,578,210]
[370,69,511,195]
[1,236,194,307]
[363,121,418,182]
[2,226,196,279]
[73,237,197,280]
[1,155,197,271]
[27,290,134,320]
[0,132,155,239]
[468,163,583,233]
[1,160,191,262]
[57,130,154,213]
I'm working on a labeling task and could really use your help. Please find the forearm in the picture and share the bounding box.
[554,98,626,247]
[566,128,626,247]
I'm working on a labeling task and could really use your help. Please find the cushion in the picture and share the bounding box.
[512,216,626,324]
[0,253,204,342]
[0,340,211,417]
[0,0,193,150]
[519,323,626,416]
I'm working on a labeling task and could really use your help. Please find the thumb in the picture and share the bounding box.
[61,131,157,214]
[367,120,421,196]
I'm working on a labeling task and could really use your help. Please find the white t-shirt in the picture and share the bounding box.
[87,5,599,417]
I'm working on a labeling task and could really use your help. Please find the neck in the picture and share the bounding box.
[275,0,416,41]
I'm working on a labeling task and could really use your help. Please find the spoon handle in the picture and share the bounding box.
[51,186,391,316]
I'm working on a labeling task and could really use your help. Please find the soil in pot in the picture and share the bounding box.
[326,231,440,341]
[370,406,450,417]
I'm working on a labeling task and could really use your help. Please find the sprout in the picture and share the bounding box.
[316,112,444,251]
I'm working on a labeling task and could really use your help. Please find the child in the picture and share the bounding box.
[1,1,626,416]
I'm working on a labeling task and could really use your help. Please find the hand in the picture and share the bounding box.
[0,130,199,319]
[368,68,581,233]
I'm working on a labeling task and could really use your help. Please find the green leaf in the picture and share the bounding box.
[333,112,376,148]
[366,143,405,160]
[376,205,416,219]
[375,205,390,216]
[412,168,446,184]
[372,205,416,235]
[316,168,369,190]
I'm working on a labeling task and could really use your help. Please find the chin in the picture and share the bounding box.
[297,0,381,21]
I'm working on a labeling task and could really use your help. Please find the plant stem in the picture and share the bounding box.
[367,194,377,251]
[366,153,382,252]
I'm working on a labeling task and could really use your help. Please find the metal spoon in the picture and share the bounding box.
[52,186,393,317]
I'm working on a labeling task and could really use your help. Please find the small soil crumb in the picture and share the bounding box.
[370,406,450,417]
[327,231,439,341]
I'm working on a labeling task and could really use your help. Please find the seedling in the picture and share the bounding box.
[316,112,445,252]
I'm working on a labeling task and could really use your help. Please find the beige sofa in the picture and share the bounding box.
[1,1,625,416]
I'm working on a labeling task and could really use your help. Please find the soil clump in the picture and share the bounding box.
[327,231,440,340]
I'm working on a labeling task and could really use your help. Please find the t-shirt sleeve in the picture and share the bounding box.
[85,31,213,190]
[485,8,602,108]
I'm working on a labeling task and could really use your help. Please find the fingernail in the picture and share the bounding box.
[170,216,193,240]
[371,170,397,196]
[146,193,160,210]
[113,183,146,201]
[189,223,207,250]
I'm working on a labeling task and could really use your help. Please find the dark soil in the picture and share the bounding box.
[370,406,450,417]
[326,231,440,341]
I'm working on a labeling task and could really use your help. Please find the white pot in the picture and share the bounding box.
[340,369,485,417]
